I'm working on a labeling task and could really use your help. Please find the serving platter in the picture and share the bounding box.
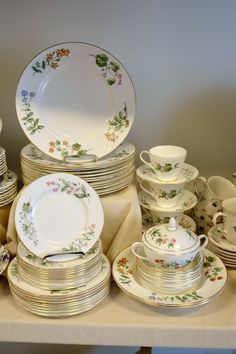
[16,43,136,161]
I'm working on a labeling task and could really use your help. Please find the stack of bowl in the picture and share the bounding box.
[131,217,208,295]
[136,145,198,228]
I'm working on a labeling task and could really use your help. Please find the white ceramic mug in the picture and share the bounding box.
[139,179,184,208]
[194,176,236,217]
[213,198,236,244]
[140,145,187,182]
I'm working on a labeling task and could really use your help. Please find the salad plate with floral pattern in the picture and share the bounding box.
[16,42,136,161]
[15,173,104,260]
[112,246,227,308]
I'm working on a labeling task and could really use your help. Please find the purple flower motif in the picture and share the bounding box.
[21,90,28,97]
[53,188,58,192]
[29,92,35,97]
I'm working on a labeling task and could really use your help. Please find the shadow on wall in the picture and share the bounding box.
[163,87,236,179]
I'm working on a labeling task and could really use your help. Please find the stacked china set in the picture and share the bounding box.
[136,145,198,230]
[7,173,111,317]
[0,120,18,207]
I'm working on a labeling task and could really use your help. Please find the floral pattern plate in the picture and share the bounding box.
[16,42,135,161]
[136,163,199,185]
[112,247,227,308]
[15,173,104,260]
[21,141,135,169]
[138,190,197,214]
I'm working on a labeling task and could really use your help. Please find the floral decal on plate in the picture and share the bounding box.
[90,53,122,85]
[21,90,44,135]
[46,178,90,202]
[203,255,223,281]
[10,262,22,282]
[25,253,62,267]
[31,48,70,74]
[149,291,203,303]
[48,140,90,161]
[150,228,176,249]
[105,104,129,142]
[19,199,38,247]
[61,224,96,252]
[27,145,43,160]
[181,166,195,180]
[116,257,132,285]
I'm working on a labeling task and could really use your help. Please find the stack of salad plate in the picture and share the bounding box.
[15,42,136,196]
[7,173,111,317]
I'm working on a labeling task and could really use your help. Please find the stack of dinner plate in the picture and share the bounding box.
[207,224,236,268]
[8,255,111,318]
[7,173,111,317]
[20,141,135,195]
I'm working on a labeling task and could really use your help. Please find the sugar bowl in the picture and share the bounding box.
[131,217,208,269]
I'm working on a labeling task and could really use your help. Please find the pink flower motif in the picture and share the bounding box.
[91,223,96,229]
[171,239,176,243]
[67,190,72,194]
[51,181,55,185]
[162,239,167,244]
[53,188,58,192]
[46,181,51,186]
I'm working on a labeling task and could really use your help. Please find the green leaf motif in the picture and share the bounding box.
[95,54,108,67]
[105,103,129,142]
[91,53,123,86]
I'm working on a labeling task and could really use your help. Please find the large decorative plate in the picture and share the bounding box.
[15,173,104,259]
[112,247,227,308]
[16,42,136,161]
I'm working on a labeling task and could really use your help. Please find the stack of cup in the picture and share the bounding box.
[137,145,198,227]
[192,176,236,234]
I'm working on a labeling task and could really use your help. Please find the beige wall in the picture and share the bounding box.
[1,0,236,180]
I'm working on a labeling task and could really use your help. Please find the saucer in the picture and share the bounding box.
[138,190,197,214]
[136,163,199,185]
[0,245,10,275]
[142,213,196,233]
[112,246,227,308]
[208,225,236,253]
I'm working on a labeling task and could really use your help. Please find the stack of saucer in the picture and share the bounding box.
[0,147,7,175]
[0,148,18,207]
[207,225,236,268]
[137,145,198,225]
[20,141,136,196]
[8,173,111,317]
[135,250,204,294]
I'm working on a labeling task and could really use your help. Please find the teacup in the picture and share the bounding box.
[140,145,187,182]
[213,198,236,244]
[139,179,184,208]
[194,175,236,217]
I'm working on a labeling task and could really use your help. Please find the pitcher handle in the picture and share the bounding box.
[194,176,207,198]
[212,211,226,234]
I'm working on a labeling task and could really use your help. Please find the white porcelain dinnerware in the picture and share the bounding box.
[213,198,236,244]
[136,163,198,185]
[0,244,10,275]
[139,179,184,208]
[15,173,104,259]
[194,176,236,217]
[140,145,187,181]
[8,255,111,317]
[112,246,227,308]
[16,42,135,161]
[142,212,196,232]
[138,190,197,217]
[131,218,208,268]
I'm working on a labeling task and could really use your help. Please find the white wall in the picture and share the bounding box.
[1,0,236,353]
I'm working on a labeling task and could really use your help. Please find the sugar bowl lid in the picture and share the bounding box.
[143,217,200,255]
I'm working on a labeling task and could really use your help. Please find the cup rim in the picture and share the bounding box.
[149,145,187,159]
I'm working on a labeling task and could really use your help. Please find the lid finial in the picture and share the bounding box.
[167,217,177,231]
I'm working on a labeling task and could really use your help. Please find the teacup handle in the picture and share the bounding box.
[212,211,226,234]
[131,242,149,262]
[194,176,207,198]
[140,150,152,169]
[139,180,155,200]
[197,234,208,252]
